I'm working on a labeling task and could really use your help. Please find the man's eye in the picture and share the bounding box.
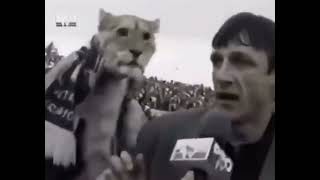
[116,28,129,36]
[229,52,256,68]
[210,53,223,67]
[143,32,151,40]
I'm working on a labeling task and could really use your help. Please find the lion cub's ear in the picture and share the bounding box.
[99,8,112,23]
[98,8,114,32]
[149,19,160,33]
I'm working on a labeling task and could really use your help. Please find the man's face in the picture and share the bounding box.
[211,42,274,142]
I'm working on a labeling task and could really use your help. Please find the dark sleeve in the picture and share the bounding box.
[136,118,163,180]
[137,115,168,179]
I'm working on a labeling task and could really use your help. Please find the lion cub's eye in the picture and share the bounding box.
[143,32,151,40]
[116,28,129,37]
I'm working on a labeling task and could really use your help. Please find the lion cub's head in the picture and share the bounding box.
[93,9,159,81]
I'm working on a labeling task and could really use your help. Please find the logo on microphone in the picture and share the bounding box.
[170,138,214,161]
[212,142,233,172]
[170,138,233,173]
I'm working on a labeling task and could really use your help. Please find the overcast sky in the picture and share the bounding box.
[45,0,275,87]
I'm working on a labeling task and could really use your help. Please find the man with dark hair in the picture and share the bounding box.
[101,12,275,180]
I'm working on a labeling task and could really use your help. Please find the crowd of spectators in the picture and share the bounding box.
[134,77,215,113]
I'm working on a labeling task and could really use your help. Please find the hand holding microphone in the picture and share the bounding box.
[96,151,146,180]
[181,171,195,180]
[97,151,196,180]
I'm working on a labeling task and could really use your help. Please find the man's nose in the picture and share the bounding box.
[214,62,233,89]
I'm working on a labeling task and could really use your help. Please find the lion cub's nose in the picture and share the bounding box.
[129,49,142,58]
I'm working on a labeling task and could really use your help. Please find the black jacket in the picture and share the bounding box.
[136,108,274,180]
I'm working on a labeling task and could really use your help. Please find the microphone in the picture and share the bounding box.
[170,111,236,180]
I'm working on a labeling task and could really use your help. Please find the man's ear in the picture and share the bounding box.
[269,70,275,99]
[269,70,275,113]
[271,101,275,113]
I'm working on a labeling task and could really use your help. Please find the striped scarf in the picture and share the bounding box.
[45,46,101,168]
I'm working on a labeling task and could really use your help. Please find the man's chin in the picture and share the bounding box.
[231,124,263,144]
[213,104,251,126]
[213,103,238,115]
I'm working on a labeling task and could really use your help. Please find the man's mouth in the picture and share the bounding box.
[215,92,240,101]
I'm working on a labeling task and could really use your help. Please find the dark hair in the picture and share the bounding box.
[212,12,275,74]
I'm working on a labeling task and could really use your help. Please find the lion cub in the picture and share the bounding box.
[75,9,159,180]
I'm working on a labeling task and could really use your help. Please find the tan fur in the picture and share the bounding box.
[75,9,159,180]
[92,9,159,84]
